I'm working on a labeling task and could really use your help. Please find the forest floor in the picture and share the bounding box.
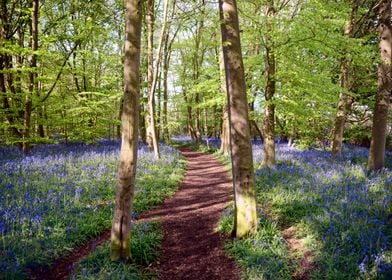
[140,147,240,279]
[30,147,240,280]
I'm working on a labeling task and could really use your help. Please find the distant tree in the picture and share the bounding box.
[331,0,376,157]
[331,5,357,157]
[219,0,258,238]
[368,0,391,171]
[219,49,230,155]
[23,0,39,153]
[111,0,142,261]
[162,0,178,141]
[145,0,160,158]
[262,0,277,168]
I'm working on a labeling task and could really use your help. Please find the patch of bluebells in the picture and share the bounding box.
[253,143,392,278]
[0,140,182,277]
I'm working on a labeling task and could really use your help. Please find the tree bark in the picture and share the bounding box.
[219,0,258,238]
[220,104,230,155]
[22,0,39,153]
[219,49,230,155]
[262,0,276,168]
[331,2,358,157]
[111,0,142,261]
[146,0,170,159]
[162,38,170,141]
[368,0,391,171]
[203,97,210,149]
[146,0,155,149]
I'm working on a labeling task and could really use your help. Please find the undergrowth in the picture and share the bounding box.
[71,222,163,280]
[217,142,392,280]
[0,141,185,279]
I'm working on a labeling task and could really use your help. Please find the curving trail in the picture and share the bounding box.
[28,147,240,280]
[141,147,240,280]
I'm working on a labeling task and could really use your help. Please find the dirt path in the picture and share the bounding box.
[28,230,111,279]
[28,147,240,280]
[140,147,241,280]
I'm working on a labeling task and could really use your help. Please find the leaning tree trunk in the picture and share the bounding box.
[219,0,258,238]
[368,0,391,171]
[111,0,142,261]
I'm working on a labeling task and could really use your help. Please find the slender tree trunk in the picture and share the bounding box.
[203,97,210,149]
[22,0,39,153]
[220,105,230,155]
[195,92,202,143]
[182,90,197,140]
[147,0,170,158]
[252,120,263,141]
[331,72,354,156]
[262,0,276,168]
[161,1,177,142]
[146,0,155,149]
[111,0,142,261]
[162,47,169,141]
[117,97,123,139]
[139,103,147,142]
[157,71,161,140]
[37,109,45,137]
[368,0,391,171]
[219,0,258,238]
[331,3,358,156]
[219,49,230,155]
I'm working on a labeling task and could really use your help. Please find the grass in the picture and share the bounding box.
[0,140,185,279]
[71,221,163,280]
[218,207,291,280]
[216,141,392,280]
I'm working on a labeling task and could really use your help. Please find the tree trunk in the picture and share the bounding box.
[331,3,358,157]
[219,49,230,155]
[161,1,178,142]
[368,0,391,171]
[139,103,146,142]
[262,1,276,168]
[219,0,258,238]
[23,0,39,153]
[157,71,161,140]
[146,0,155,149]
[252,120,263,141]
[183,90,197,140]
[146,0,170,159]
[111,0,142,261]
[162,45,169,141]
[203,97,210,149]
[117,97,123,139]
[220,104,230,155]
[195,92,202,144]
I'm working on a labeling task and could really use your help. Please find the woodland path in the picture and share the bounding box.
[140,147,241,280]
[29,147,240,280]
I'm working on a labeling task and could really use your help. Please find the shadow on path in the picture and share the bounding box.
[140,148,240,280]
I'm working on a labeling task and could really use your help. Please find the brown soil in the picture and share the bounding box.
[282,226,315,280]
[28,147,240,280]
[140,147,241,280]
